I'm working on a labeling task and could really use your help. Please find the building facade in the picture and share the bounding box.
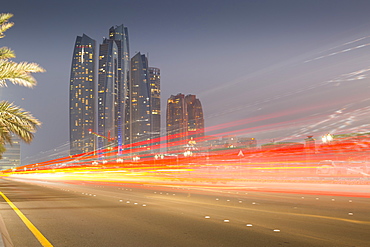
[69,34,96,155]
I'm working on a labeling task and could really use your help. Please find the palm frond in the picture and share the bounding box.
[0,13,14,38]
[0,143,6,158]
[0,101,41,144]
[0,125,12,144]
[0,47,15,60]
[0,60,45,87]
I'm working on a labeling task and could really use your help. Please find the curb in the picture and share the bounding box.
[0,213,13,247]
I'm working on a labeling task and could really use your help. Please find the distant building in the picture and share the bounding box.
[166,94,204,151]
[126,52,151,149]
[207,136,257,149]
[166,93,188,151]
[185,94,204,139]
[0,136,21,170]
[98,25,130,151]
[69,34,96,155]
[149,67,161,147]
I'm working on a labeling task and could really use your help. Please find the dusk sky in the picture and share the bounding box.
[2,0,370,164]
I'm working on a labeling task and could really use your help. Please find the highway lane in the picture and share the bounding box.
[0,178,369,246]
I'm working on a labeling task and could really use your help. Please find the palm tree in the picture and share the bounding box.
[0,13,44,155]
[0,101,40,141]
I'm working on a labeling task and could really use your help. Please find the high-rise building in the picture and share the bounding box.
[109,25,130,149]
[0,136,20,170]
[166,93,188,151]
[166,94,204,151]
[149,67,161,147]
[126,52,151,149]
[69,34,96,155]
[98,25,129,151]
[97,38,118,150]
[185,94,204,139]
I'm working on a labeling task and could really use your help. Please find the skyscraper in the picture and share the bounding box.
[97,38,118,150]
[149,67,161,146]
[97,25,129,151]
[109,25,130,149]
[185,94,204,139]
[166,93,188,151]
[166,94,204,151]
[126,52,151,148]
[69,34,96,155]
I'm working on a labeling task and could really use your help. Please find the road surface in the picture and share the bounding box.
[0,178,369,246]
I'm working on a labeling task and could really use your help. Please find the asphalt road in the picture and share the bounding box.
[0,178,369,247]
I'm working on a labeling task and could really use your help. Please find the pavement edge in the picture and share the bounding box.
[0,213,14,247]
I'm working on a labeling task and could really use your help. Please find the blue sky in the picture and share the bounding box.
[2,0,370,164]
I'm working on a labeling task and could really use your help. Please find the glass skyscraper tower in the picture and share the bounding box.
[126,52,151,148]
[69,34,96,155]
[98,25,129,151]
[149,67,161,146]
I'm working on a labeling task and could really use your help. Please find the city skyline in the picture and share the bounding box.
[72,25,161,156]
[2,1,370,164]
